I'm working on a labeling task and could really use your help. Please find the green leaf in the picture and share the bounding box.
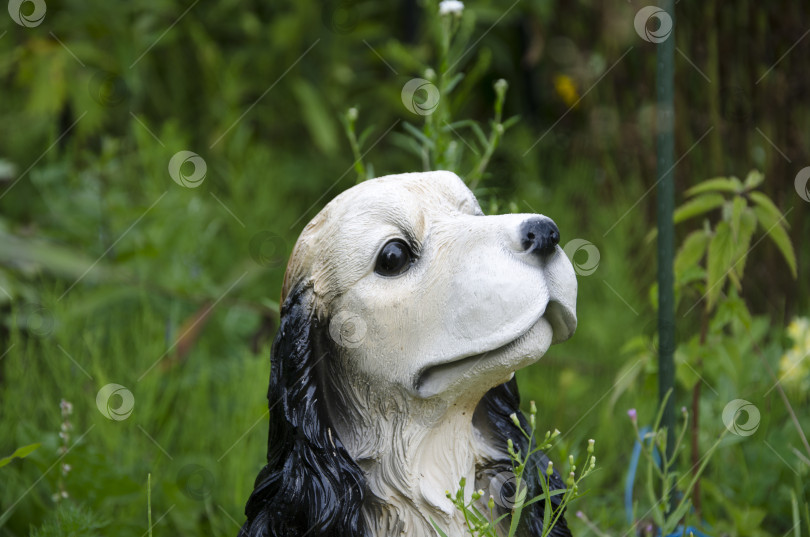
[674,194,725,224]
[429,518,450,537]
[675,350,700,390]
[791,490,801,537]
[502,115,520,130]
[743,169,765,190]
[731,207,757,284]
[446,119,488,148]
[664,498,694,533]
[443,72,465,94]
[0,443,41,469]
[609,352,648,408]
[0,232,114,282]
[749,191,787,228]
[706,221,735,310]
[752,206,798,278]
[357,125,376,148]
[402,121,435,148]
[730,195,745,235]
[674,230,709,281]
[685,177,741,196]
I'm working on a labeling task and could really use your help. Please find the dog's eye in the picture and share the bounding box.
[375,240,413,276]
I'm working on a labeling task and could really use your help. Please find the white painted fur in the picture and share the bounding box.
[283,171,578,536]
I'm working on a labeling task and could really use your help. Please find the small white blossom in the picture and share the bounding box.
[439,0,464,16]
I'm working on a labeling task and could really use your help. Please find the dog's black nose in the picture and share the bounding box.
[520,217,560,256]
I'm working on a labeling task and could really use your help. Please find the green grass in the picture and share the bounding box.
[2,290,270,536]
[2,0,809,535]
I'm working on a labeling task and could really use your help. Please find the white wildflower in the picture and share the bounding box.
[439,0,464,16]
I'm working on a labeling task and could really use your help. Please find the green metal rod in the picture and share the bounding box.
[656,0,676,464]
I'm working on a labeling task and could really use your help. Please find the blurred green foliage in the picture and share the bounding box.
[1,0,808,535]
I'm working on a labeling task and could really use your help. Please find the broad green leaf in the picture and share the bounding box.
[685,177,741,196]
[678,266,706,290]
[706,221,735,310]
[749,191,787,228]
[674,193,725,224]
[743,169,765,190]
[0,443,41,469]
[674,230,709,281]
[731,208,757,284]
[752,206,798,278]
[728,268,742,292]
[730,195,746,237]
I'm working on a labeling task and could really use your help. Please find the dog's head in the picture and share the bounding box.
[284,170,576,399]
[241,171,577,537]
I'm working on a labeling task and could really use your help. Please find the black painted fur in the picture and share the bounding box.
[240,282,571,536]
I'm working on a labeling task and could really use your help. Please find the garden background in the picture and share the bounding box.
[1,0,808,535]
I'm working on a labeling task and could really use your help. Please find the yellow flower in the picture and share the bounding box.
[779,317,810,392]
[553,75,580,108]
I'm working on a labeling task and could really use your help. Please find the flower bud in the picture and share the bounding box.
[566,471,575,487]
[510,413,520,427]
[488,495,495,510]
[587,438,595,454]
[530,400,537,415]
[551,429,561,439]
[346,107,358,122]
[546,461,554,476]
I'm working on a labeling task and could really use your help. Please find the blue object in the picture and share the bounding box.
[624,426,713,537]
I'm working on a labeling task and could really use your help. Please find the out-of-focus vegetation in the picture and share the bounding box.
[1,0,808,535]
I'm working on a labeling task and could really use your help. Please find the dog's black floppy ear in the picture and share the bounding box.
[479,377,572,537]
[239,282,368,537]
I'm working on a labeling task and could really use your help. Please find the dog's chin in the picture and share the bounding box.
[414,301,576,399]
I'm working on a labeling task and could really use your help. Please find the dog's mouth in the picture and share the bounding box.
[414,300,576,398]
